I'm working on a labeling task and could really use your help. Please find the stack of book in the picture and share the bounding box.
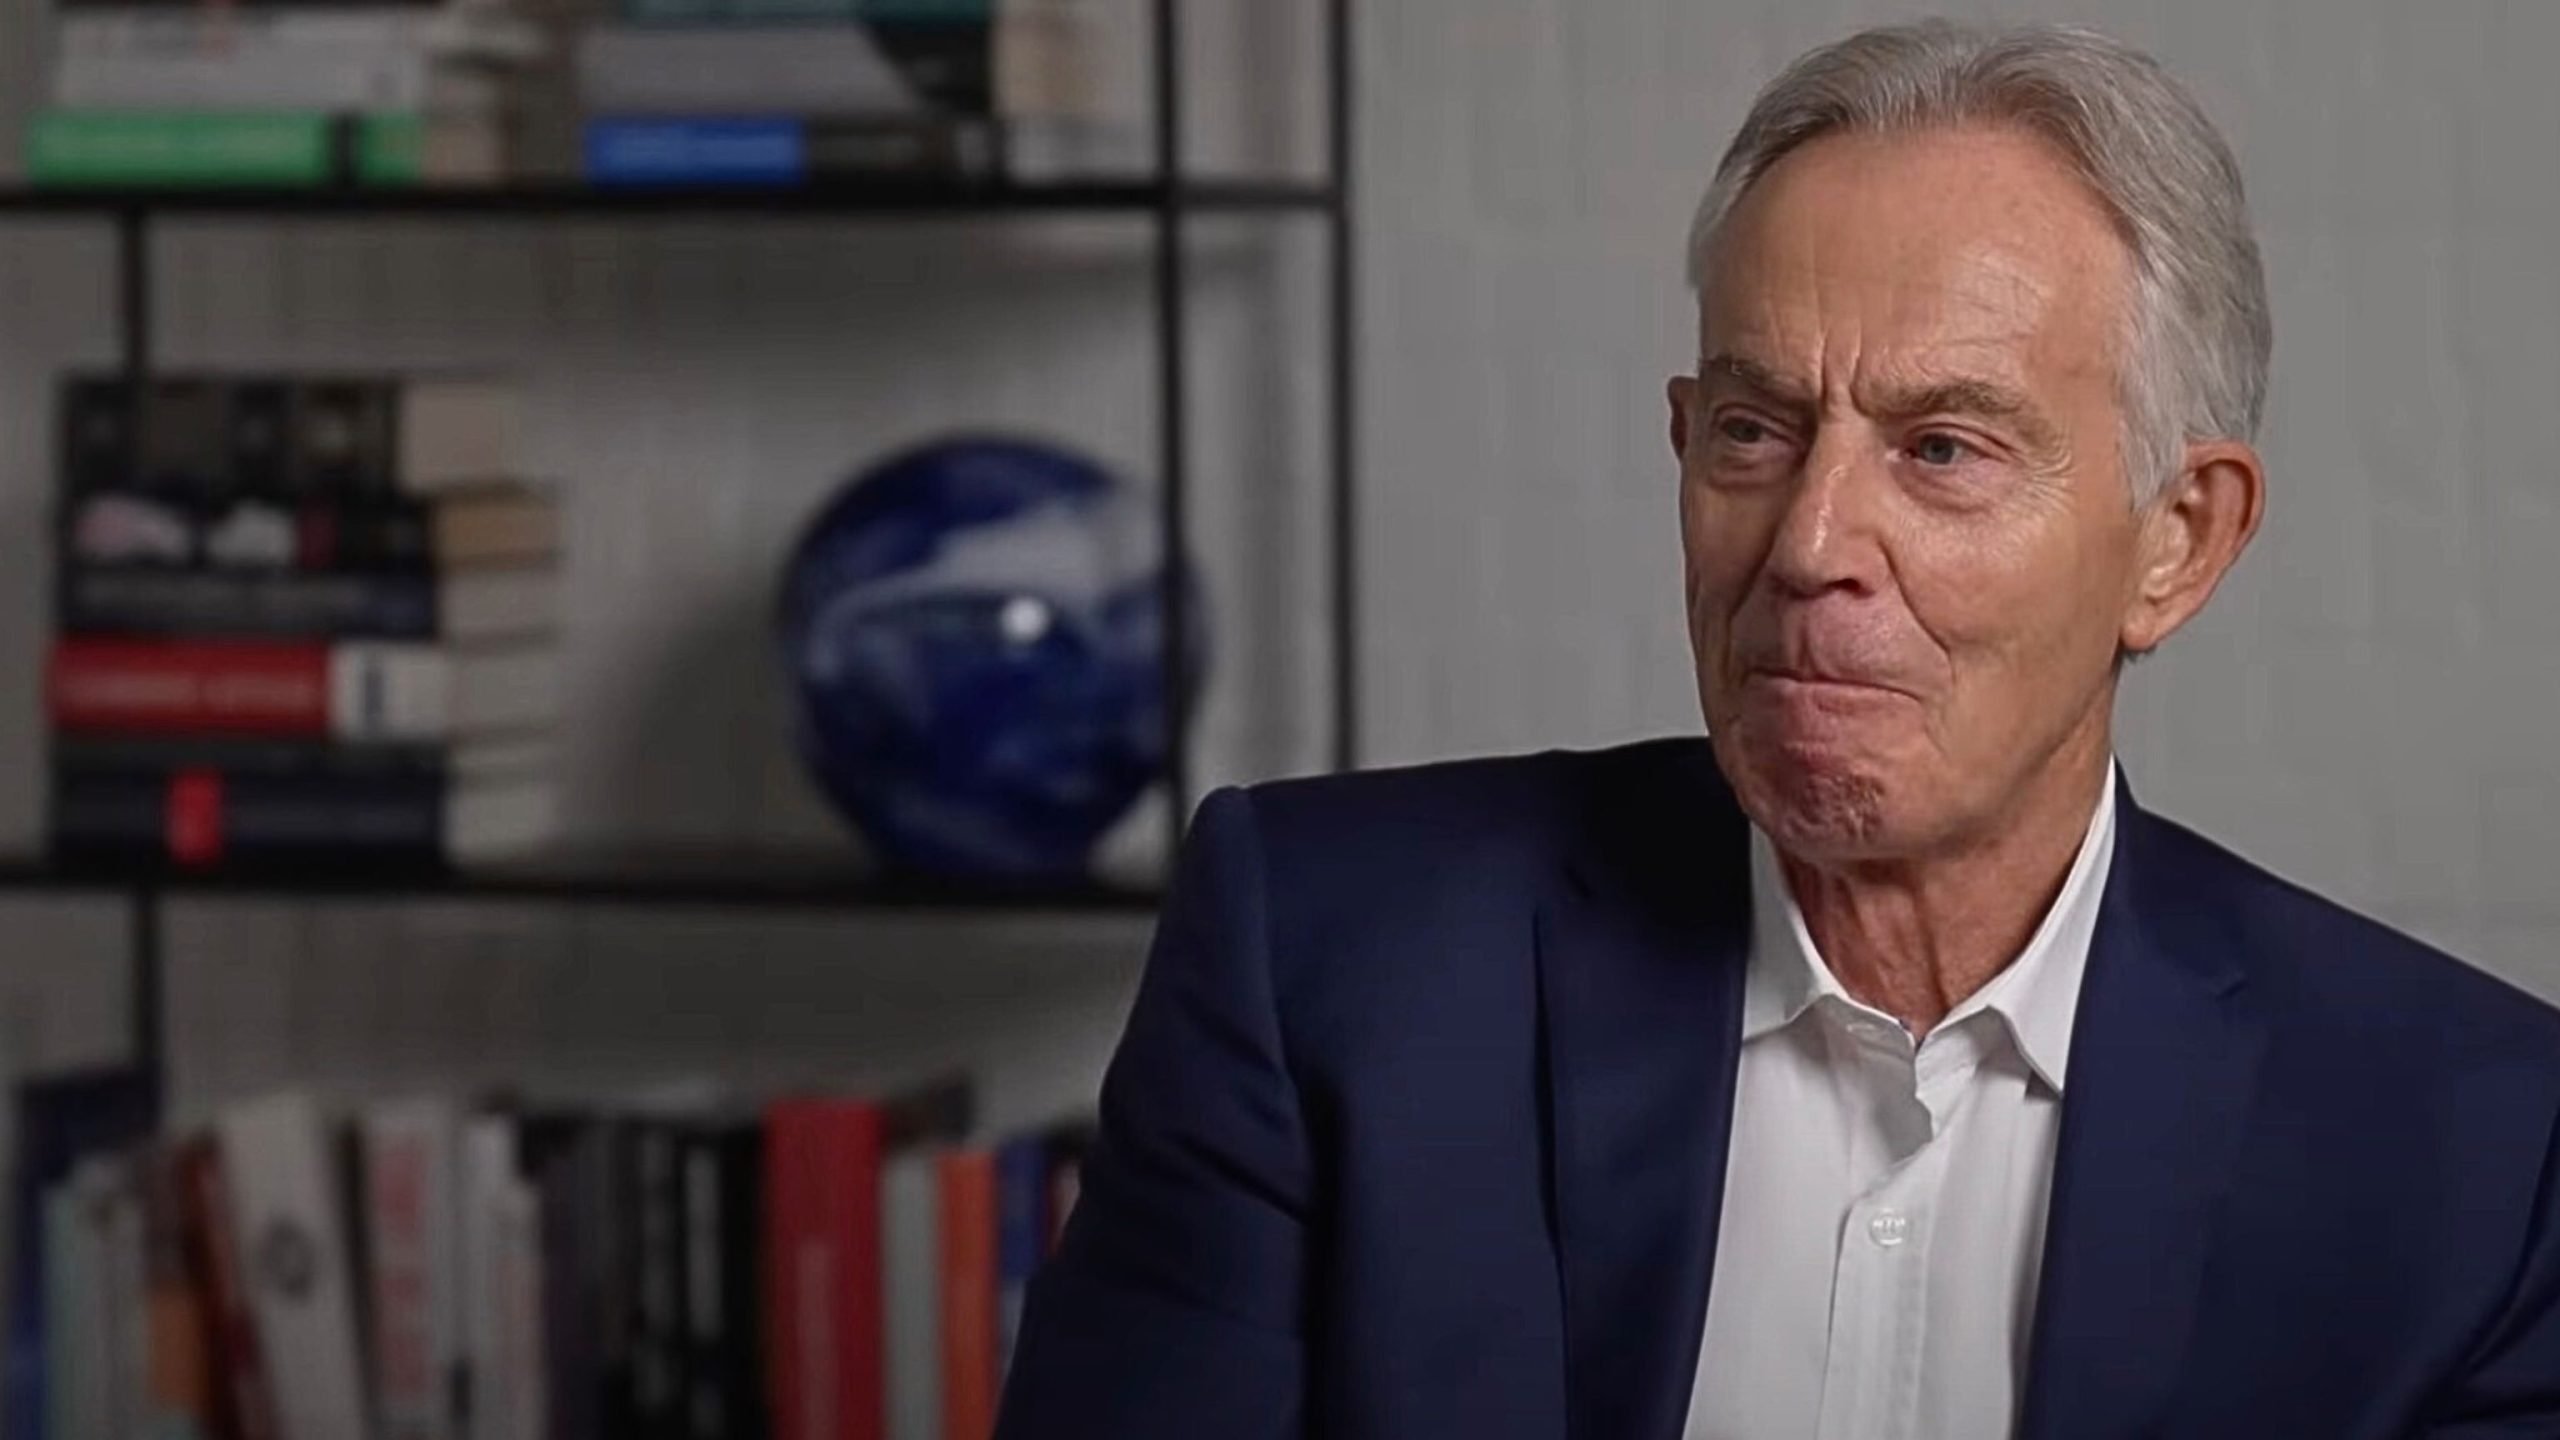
[26,0,565,188]
[577,0,1142,187]
[4,1070,1088,1440]
[43,372,566,873]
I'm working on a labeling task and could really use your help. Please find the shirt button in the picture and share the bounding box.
[1867,1209,1911,1248]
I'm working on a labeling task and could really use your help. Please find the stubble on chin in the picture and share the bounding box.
[1714,731,1890,857]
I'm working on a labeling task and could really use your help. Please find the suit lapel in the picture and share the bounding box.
[2018,783,2269,1440]
[1538,746,1751,1440]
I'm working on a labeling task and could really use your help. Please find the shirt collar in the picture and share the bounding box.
[1739,761,2120,1093]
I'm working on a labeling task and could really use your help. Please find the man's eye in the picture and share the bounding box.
[1717,416,1772,445]
[1908,432,1975,466]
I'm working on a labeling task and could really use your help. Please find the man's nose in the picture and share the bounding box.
[1762,428,1889,601]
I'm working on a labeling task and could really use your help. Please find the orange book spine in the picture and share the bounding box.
[937,1151,1000,1440]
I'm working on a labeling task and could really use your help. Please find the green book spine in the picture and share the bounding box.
[25,111,425,188]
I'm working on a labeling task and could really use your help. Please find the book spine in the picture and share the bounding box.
[585,119,806,188]
[181,1142,280,1440]
[534,1140,601,1440]
[25,111,425,187]
[935,1151,997,1440]
[51,765,446,868]
[680,1125,763,1440]
[879,1154,941,1440]
[50,638,334,739]
[51,31,440,113]
[63,490,438,573]
[620,0,994,23]
[62,568,439,640]
[763,1100,887,1440]
[992,1137,1047,1382]
[54,734,447,780]
[363,1103,459,1440]
[633,1122,689,1440]
[214,1095,371,1440]
[142,1150,215,1440]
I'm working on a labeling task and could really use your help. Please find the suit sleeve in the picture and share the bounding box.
[2425,1101,2560,1435]
[994,786,1311,1440]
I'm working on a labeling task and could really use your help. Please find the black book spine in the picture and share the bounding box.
[50,766,445,866]
[680,1124,765,1440]
[61,567,438,640]
[630,1122,689,1440]
[532,1125,603,1440]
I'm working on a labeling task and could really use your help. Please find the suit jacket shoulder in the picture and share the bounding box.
[2139,806,2560,1085]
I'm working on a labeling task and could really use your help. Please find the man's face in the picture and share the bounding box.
[1674,125,2151,863]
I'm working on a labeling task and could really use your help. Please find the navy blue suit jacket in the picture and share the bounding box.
[996,741,2560,1439]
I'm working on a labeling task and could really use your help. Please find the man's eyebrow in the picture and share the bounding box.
[1870,376,2068,456]
[1698,352,1814,407]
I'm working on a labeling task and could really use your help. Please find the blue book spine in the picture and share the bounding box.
[994,1136,1049,1380]
[584,118,808,187]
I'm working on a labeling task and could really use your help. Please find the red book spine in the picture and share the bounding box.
[180,1142,279,1440]
[764,1099,887,1440]
[49,638,332,738]
[938,1150,999,1440]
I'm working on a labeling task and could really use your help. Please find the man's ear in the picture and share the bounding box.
[1668,374,1698,461]
[2121,438,2267,656]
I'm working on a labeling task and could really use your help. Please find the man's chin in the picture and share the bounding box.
[1712,732,1904,859]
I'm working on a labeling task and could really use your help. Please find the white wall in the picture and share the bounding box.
[0,0,2553,1125]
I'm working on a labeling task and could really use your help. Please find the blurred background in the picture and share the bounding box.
[0,1,2551,1438]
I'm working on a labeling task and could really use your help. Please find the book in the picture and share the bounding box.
[459,1113,550,1440]
[62,567,438,640]
[5,1067,159,1440]
[179,1140,282,1440]
[214,1093,371,1440]
[621,0,992,23]
[50,10,448,112]
[575,20,993,117]
[47,1160,119,1440]
[935,1149,997,1440]
[530,1123,611,1440]
[25,110,428,187]
[583,114,1000,186]
[67,485,560,574]
[763,1096,887,1440]
[880,1152,941,1440]
[361,1099,462,1440]
[59,374,525,500]
[50,762,562,868]
[51,638,563,742]
[992,1135,1047,1381]
[680,1120,762,1440]
[629,1119,688,1440]
[60,563,556,643]
[140,1148,217,1440]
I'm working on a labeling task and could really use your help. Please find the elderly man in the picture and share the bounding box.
[996,20,2560,1440]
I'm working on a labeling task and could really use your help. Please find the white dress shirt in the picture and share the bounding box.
[1684,768,2119,1440]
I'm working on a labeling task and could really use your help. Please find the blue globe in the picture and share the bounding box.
[777,436,1205,879]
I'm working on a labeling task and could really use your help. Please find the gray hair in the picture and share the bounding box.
[1686,20,2272,503]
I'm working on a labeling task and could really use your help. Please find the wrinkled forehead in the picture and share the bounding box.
[1694,126,2135,397]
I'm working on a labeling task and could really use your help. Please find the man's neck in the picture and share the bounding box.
[1779,734,2113,1038]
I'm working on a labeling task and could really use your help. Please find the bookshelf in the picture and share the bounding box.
[0,0,1360,1102]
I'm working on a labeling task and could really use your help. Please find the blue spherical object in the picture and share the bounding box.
[778,436,1204,879]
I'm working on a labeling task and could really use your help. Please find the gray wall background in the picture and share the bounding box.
[0,0,2548,1127]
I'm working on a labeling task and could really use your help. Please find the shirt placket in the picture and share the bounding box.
[1814,1011,1964,1440]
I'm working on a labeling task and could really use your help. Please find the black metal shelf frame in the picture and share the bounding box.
[0,0,1359,1089]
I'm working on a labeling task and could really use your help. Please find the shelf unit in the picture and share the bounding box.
[0,0,1358,1095]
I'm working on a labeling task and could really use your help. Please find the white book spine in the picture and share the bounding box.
[882,1153,943,1440]
[329,644,451,743]
[214,1094,371,1440]
[458,1117,520,1440]
[363,1099,461,1440]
